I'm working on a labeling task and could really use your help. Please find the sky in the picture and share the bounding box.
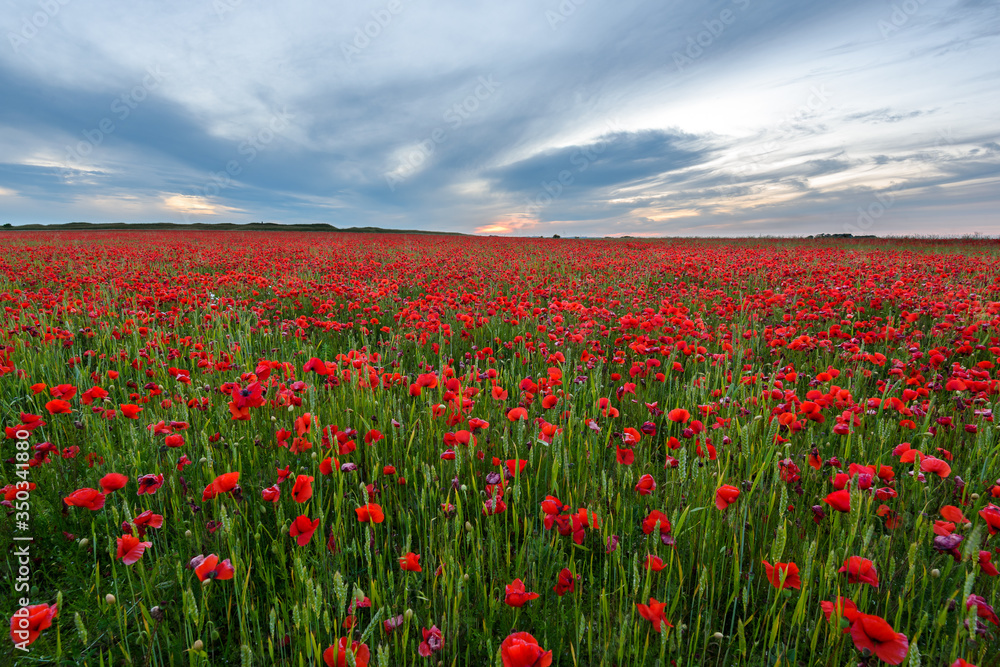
[1,0,999,237]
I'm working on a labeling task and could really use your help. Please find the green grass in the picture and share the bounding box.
[1,232,999,666]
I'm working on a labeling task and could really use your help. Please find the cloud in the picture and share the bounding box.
[0,0,998,234]
[844,108,931,124]
[486,129,714,196]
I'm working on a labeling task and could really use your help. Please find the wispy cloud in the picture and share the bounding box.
[0,0,998,235]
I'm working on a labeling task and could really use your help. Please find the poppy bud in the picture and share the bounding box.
[712,632,723,640]
[192,639,204,651]
[106,594,116,604]
[211,629,220,640]
[404,609,413,620]
[972,493,980,500]
[79,538,89,548]
[465,522,473,532]
[185,530,192,538]
[931,568,940,578]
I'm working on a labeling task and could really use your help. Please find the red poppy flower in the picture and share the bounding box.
[193,554,234,581]
[849,613,908,665]
[505,459,527,477]
[9,603,57,647]
[99,473,128,494]
[820,597,859,627]
[616,445,634,465]
[979,551,999,577]
[323,637,370,667]
[504,579,539,607]
[761,560,801,589]
[119,404,142,419]
[289,515,320,546]
[933,520,955,536]
[507,407,528,421]
[540,495,565,516]
[116,534,152,565]
[418,625,443,657]
[136,473,164,495]
[212,471,240,494]
[291,475,313,503]
[979,504,1000,534]
[645,555,666,572]
[919,456,951,478]
[553,568,576,596]
[636,597,673,632]
[202,483,219,502]
[839,557,879,588]
[940,505,969,524]
[635,474,656,495]
[132,510,164,536]
[831,472,850,490]
[642,510,672,535]
[500,631,553,667]
[967,594,1000,627]
[400,552,422,572]
[64,487,106,511]
[667,408,690,423]
[261,485,280,502]
[715,485,740,511]
[304,357,330,375]
[950,660,977,667]
[45,399,72,415]
[355,503,384,523]
[823,489,851,513]
[320,457,337,475]
[49,383,77,399]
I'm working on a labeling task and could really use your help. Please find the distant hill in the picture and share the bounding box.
[2,221,464,235]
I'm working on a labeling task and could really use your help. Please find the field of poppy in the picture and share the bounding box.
[2,231,1000,667]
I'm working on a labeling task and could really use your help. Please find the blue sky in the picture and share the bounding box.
[2,0,999,236]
